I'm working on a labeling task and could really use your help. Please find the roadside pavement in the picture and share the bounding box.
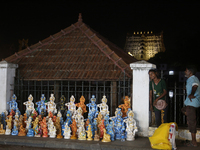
[0,135,199,150]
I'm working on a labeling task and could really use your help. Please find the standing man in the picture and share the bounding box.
[182,65,200,147]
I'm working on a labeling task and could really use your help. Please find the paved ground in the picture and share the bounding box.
[0,135,199,150]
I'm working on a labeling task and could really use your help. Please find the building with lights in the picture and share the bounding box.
[124,31,165,61]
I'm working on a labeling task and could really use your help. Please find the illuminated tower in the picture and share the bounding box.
[124,31,165,61]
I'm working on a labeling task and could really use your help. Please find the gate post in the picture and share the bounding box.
[0,60,18,113]
[130,60,156,137]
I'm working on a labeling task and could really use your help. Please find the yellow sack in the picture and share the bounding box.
[149,123,178,150]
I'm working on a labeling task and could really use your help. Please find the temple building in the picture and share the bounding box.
[124,31,165,61]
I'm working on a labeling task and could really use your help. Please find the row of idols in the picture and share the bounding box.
[0,94,138,142]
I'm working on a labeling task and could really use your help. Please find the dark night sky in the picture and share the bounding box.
[0,0,200,60]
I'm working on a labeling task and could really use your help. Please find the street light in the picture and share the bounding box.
[169,90,173,98]
[169,71,174,75]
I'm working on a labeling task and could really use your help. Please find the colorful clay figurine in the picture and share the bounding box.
[16,108,21,116]
[1,111,7,130]
[104,113,110,127]
[96,112,102,128]
[97,95,109,119]
[65,95,76,116]
[49,123,57,138]
[18,115,23,129]
[106,121,114,141]
[86,95,98,123]
[121,131,125,142]
[26,117,34,137]
[27,128,34,137]
[58,95,66,116]
[25,116,32,131]
[47,117,53,130]
[86,124,93,141]
[77,120,86,140]
[11,125,18,136]
[0,124,5,135]
[5,115,12,131]
[84,118,90,130]
[31,109,38,120]
[63,123,71,139]
[118,96,131,118]
[23,113,27,128]
[32,117,39,131]
[57,111,64,126]
[55,117,63,139]
[7,94,18,113]
[13,112,19,130]
[18,125,26,136]
[8,109,15,119]
[110,108,125,140]
[93,119,98,136]
[102,128,111,142]
[94,130,100,141]
[70,119,77,139]
[48,111,53,119]
[47,94,57,115]
[123,109,138,141]
[72,107,84,128]
[98,119,105,139]
[65,110,72,126]
[40,117,47,131]
[5,125,11,135]
[42,127,48,138]
[23,94,35,118]
[75,96,87,116]
[36,94,47,116]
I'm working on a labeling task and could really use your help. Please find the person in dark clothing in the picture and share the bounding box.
[149,69,167,127]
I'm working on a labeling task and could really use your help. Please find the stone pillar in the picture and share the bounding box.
[130,60,156,137]
[0,60,18,113]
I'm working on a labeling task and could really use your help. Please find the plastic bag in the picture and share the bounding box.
[149,123,178,150]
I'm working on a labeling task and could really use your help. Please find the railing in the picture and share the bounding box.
[14,77,132,117]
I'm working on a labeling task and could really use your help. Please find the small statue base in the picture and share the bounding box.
[34,134,41,137]
[57,134,63,139]
[94,131,100,141]
[70,135,77,140]
[0,129,5,135]
[26,129,34,137]
[94,138,100,141]
[87,137,93,141]
[49,135,56,138]
[18,132,26,136]
[5,129,11,135]
[126,137,135,141]
[64,136,71,139]
[78,132,86,140]
[101,129,111,142]
[42,135,48,138]
[126,133,135,141]
[0,131,5,135]
[102,139,111,142]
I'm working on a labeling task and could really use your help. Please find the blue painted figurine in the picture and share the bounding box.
[65,110,72,126]
[11,125,18,136]
[106,121,114,141]
[111,108,125,140]
[36,94,47,116]
[86,95,98,123]
[7,94,18,113]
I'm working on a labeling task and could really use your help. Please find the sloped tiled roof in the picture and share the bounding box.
[5,14,137,81]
